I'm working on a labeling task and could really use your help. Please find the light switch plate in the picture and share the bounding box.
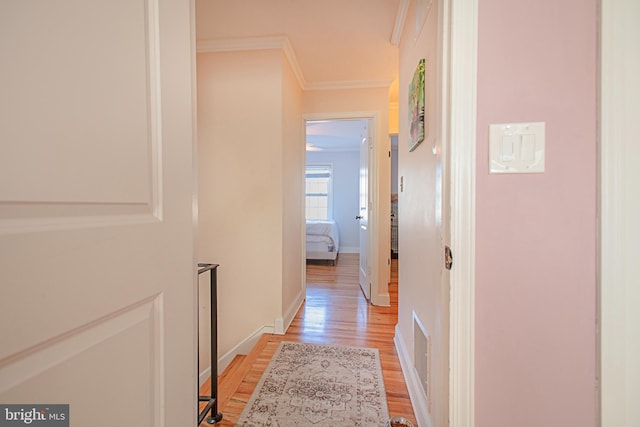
[489,122,545,173]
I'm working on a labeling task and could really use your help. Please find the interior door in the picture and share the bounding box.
[0,1,197,426]
[358,121,371,300]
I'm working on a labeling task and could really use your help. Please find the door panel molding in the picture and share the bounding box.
[0,0,164,233]
[0,295,163,392]
[0,203,159,235]
[0,294,166,424]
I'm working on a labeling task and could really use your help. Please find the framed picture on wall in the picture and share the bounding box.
[409,58,425,152]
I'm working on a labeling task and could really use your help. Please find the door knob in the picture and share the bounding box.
[355,215,363,220]
[445,245,453,270]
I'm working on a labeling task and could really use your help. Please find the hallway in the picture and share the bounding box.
[199,254,416,426]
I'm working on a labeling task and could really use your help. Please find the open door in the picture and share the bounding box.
[0,2,197,426]
[358,121,372,300]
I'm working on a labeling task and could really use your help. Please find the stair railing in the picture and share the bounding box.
[197,263,223,425]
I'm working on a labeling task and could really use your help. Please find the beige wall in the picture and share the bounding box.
[197,50,285,358]
[197,47,391,373]
[389,79,400,134]
[303,88,391,306]
[396,0,449,425]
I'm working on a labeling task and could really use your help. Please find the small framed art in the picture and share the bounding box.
[408,58,425,152]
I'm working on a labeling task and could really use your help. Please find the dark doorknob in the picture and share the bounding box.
[355,215,363,220]
[445,245,453,270]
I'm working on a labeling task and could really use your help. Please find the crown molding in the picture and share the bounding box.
[280,37,306,91]
[391,0,410,46]
[305,79,395,91]
[197,36,306,89]
[196,36,393,92]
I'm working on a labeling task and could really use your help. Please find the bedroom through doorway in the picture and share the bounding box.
[304,117,373,300]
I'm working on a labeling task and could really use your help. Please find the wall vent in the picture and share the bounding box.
[413,312,431,411]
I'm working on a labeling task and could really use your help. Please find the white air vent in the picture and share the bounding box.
[413,312,431,411]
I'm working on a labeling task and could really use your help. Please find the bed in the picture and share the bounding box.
[306,219,340,265]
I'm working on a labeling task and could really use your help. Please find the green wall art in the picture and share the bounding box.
[409,58,425,152]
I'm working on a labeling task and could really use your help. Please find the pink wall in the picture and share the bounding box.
[475,1,597,426]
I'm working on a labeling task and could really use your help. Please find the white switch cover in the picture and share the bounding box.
[489,122,545,173]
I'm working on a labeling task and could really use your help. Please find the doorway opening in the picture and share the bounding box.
[303,116,375,301]
[390,134,399,260]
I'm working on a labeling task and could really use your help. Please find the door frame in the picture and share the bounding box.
[600,1,640,426]
[302,112,386,305]
[447,0,477,425]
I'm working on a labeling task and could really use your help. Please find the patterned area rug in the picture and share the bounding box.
[236,341,390,426]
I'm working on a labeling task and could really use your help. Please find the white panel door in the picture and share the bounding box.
[358,122,371,300]
[0,1,197,426]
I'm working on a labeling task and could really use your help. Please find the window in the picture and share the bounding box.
[305,165,332,220]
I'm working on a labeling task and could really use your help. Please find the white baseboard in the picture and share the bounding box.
[199,293,306,386]
[395,325,433,427]
[340,246,359,254]
[220,324,274,371]
[199,324,274,386]
[373,291,391,307]
[199,366,211,387]
[282,289,305,333]
[274,317,285,335]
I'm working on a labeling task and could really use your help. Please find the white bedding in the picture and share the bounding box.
[306,220,339,250]
[306,220,340,262]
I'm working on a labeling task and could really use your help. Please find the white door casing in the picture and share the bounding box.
[0,1,197,426]
[600,1,640,426]
[358,120,372,300]
[303,112,382,305]
[448,0,478,425]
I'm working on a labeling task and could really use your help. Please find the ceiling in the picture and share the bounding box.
[306,119,369,151]
[195,1,402,151]
[195,0,401,86]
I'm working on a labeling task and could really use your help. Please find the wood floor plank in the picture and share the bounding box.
[199,254,416,426]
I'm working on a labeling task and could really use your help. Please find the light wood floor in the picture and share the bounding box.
[199,253,416,426]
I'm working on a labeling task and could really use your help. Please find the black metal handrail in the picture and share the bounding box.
[197,263,223,425]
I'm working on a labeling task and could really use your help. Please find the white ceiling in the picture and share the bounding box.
[306,119,369,151]
[195,0,401,85]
